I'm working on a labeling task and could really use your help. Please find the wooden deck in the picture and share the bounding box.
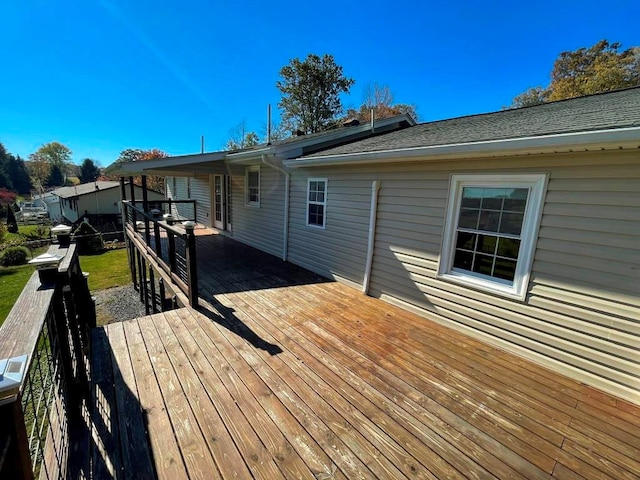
[90,233,640,479]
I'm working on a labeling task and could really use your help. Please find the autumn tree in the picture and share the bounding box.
[277,53,355,134]
[115,148,169,193]
[79,158,101,183]
[511,40,640,107]
[225,121,261,150]
[346,83,418,122]
[0,187,16,220]
[27,152,51,193]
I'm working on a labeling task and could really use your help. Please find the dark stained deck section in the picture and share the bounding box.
[91,232,640,479]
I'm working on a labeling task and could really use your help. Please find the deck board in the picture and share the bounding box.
[89,232,640,479]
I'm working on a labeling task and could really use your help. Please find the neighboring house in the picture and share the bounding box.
[110,88,640,405]
[52,181,164,223]
[39,191,62,223]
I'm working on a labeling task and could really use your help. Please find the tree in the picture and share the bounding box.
[35,141,72,168]
[346,83,418,122]
[27,152,51,193]
[225,121,260,150]
[5,155,32,194]
[0,187,16,220]
[79,158,101,183]
[115,148,169,194]
[277,53,355,134]
[511,40,640,107]
[46,163,65,187]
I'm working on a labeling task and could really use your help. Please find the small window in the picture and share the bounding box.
[245,166,260,206]
[438,174,547,300]
[307,178,327,228]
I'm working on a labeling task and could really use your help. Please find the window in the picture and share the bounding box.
[307,178,327,228]
[438,174,547,300]
[245,166,260,206]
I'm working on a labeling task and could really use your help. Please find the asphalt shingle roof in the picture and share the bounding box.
[302,87,640,158]
[53,181,120,198]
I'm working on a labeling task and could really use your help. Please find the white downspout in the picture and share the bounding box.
[261,155,290,261]
[363,180,381,294]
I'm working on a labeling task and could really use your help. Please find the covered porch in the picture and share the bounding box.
[90,232,640,479]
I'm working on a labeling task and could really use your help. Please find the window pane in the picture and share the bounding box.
[476,235,497,255]
[493,258,517,281]
[455,232,476,250]
[478,210,501,232]
[480,189,506,210]
[309,192,317,202]
[248,171,259,188]
[453,250,473,270]
[461,187,482,208]
[472,254,494,276]
[499,212,524,235]
[496,238,520,259]
[503,189,528,212]
[458,208,479,229]
[317,181,325,192]
[309,181,317,191]
[317,192,325,202]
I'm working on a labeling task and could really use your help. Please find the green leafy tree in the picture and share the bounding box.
[511,40,640,107]
[79,158,101,183]
[277,53,355,134]
[36,141,72,168]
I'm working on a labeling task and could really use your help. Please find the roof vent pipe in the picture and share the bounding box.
[371,108,375,133]
[267,104,272,145]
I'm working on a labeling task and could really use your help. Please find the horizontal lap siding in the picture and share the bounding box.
[190,175,210,226]
[229,165,284,259]
[287,171,374,286]
[357,151,639,404]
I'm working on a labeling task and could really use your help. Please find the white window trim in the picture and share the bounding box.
[306,177,327,229]
[438,173,548,301]
[245,166,260,207]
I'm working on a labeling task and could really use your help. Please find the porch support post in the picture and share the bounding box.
[120,177,127,201]
[184,224,198,308]
[129,177,136,205]
[141,175,149,212]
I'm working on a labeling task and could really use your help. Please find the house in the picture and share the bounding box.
[110,87,640,405]
[52,181,164,224]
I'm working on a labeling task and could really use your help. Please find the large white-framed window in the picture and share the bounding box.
[438,173,548,301]
[306,178,327,228]
[245,166,260,207]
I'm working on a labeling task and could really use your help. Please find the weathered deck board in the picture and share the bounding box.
[89,232,640,480]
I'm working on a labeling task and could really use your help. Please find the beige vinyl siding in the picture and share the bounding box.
[190,174,211,226]
[290,150,639,403]
[166,176,193,220]
[228,165,285,259]
[287,172,373,286]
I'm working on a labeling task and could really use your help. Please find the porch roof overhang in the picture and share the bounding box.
[106,151,227,177]
[283,126,640,168]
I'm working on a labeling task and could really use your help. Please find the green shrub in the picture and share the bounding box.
[0,222,5,243]
[6,207,18,234]
[0,246,31,266]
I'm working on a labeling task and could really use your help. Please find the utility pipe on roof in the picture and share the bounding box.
[261,155,290,261]
[363,180,381,295]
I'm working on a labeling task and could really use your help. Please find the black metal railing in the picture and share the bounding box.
[122,200,198,308]
[0,244,95,479]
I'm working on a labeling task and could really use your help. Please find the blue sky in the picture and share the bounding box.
[0,1,637,166]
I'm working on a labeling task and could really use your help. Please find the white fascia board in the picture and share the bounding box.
[284,126,640,168]
[115,152,226,174]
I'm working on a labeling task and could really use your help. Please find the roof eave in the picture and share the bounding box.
[284,127,640,168]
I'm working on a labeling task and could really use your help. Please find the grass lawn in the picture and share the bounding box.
[79,248,131,291]
[3,224,51,243]
[0,248,131,326]
[0,264,38,327]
